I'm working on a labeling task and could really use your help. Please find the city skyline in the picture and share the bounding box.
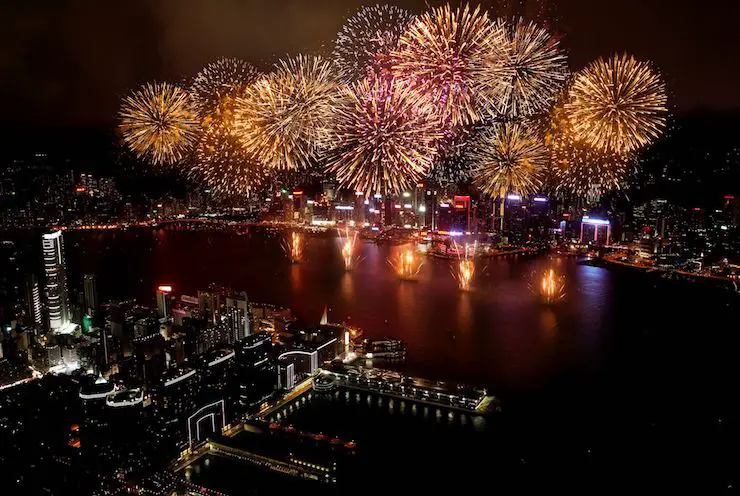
[0,2,737,495]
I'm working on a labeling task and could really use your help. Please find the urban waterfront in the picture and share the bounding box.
[59,227,738,492]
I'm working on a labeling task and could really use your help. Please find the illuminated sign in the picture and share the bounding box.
[403,204,412,209]
[439,203,450,208]
[533,196,548,202]
[335,205,354,210]
[293,190,303,196]
[157,285,173,293]
[507,194,522,201]
[581,216,610,226]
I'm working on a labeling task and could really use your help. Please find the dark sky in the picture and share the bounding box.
[1,0,739,129]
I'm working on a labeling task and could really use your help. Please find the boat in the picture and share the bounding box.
[358,337,406,360]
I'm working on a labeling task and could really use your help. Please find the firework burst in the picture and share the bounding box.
[119,82,199,166]
[472,121,547,198]
[334,4,414,82]
[482,18,569,118]
[234,55,339,171]
[191,58,260,116]
[566,54,667,154]
[388,249,424,281]
[548,106,632,199]
[391,4,503,127]
[339,228,360,270]
[529,268,566,304]
[325,76,441,195]
[451,242,476,291]
[189,122,264,199]
[282,231,304,264]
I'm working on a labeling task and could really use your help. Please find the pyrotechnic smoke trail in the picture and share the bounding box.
[119,82,199,166]
[325,75,441,196]
[234,55,339,171]
[565,54,667,154]
[333,4,414,82]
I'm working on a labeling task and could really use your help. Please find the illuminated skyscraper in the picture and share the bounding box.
[225,292,251,343]
[83,274,98,317]
[156,285,173,320]
[41,230,70,332]
[24,274,44,332]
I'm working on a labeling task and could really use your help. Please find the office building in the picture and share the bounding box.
[83,274,98,317]
[156,285,172,320]
[24,274,44,332]
[41,230,70,332]
[225,292,251,342]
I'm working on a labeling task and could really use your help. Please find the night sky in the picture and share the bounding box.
[1,0,739,129]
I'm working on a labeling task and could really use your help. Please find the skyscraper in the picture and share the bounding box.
[41,230,70,332]
[24,274,44,332]
[225,292,251,343]
[156,285,172,320]
[83,274,98,317]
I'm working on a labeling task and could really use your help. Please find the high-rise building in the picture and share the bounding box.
[225,292,251,343]
[157,285,172,319]
[83,274,98,317]
[24,274,44,332]
[41,230,70,332]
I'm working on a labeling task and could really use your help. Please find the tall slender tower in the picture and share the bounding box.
[83,274,98,317]
[41,230,70,332]
[24,274,44,333]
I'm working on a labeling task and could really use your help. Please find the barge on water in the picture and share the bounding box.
[312,364,500,415]
[356,337,406,361]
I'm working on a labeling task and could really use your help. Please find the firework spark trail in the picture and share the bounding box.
[452,242,476,291]
[339,228,359,270]
[391,3,504,127]
[548,105,632,199]
[334,5,414,82]
[325,75,441,196]
[388,249,424,281]
[119,82,199,166]
[282,231,304,264]
[482,18,569,118]
[565,53,667,154]
[530,268,566,304]
[191,58,260,117]
[472,121,547,197]
[234,55,339,171]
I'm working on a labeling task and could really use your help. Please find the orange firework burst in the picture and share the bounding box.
[388,249,424,281]
[333,4,414,82]
[566,54,667,154]
[529,268,566,304]
[339,228,359,270]
[282,231,304,264]
[325,75,441,196]
[548,104,632,199]
[119,82,199,166]
[482,18,569,118]
[472,121,547,197]
[191,58,260,117]
[452,242,476,291]
[234,55,339,171]
[391,3,503,127]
